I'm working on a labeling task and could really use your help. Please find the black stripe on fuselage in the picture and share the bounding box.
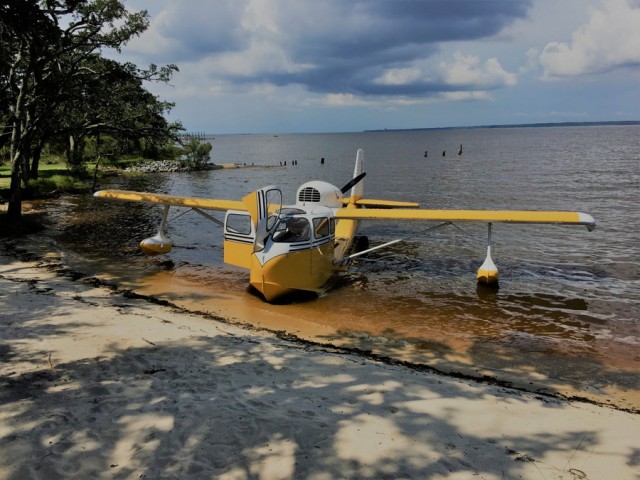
[224,234,254,244]
[258,190,266,220]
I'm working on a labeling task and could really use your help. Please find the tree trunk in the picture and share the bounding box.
[91,133,101,192]
[7,52,26,222]
[67,133,85,173]
[30,141,43,179]
[66,134,75,165]
[7,153,23,221]
[7,128,25,222]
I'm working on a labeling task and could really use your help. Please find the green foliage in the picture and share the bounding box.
[1,0,184,219]
[141,139,182,160]
[182,139,212,170]
[84,136,118,161]
[0,145,9,165]
[24,175,89,197]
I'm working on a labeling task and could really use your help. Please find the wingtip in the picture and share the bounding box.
[578,212,596,231]
[93,189,113,198]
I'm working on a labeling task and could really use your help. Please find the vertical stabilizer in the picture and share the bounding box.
[334,149,365,260]
[348,149,365,204]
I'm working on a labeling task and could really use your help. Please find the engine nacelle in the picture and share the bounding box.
[296,181,343,208]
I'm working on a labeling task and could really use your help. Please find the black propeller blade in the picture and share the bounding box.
[340,172,366,194]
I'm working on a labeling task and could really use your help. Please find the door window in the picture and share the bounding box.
[225,213,252,235]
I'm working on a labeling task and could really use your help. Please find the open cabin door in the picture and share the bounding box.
[242,186,282,251]
[223,210,255,269]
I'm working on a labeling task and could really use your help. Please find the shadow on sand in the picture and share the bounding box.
[1,242,639,478]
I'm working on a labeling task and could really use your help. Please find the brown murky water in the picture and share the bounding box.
[39,126,640,409]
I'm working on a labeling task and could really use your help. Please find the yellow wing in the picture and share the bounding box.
[335,208,596,230]
[343,198,420,208]
[93,189,246,212]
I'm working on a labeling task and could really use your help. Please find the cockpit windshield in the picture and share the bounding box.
[272,217,311,243]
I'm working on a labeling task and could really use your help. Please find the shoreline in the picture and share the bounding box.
[7,230,639,414]
[1,235,639,478]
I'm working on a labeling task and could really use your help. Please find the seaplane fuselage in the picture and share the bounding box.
[223,179,364,302]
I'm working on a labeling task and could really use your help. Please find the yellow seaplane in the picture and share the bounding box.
[94,149,596,302]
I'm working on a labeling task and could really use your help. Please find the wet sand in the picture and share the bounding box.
[124,265,640,412]
[1,236,640,479]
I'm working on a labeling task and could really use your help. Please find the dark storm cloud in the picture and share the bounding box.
[263,1,526,64]
[142,1,250,60]
[254,0,531,95]
[136,0,532,96]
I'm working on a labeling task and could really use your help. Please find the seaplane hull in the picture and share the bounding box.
[250,243,335,302]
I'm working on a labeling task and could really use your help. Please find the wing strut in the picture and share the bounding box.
[191,207,224,227]
[337,238,403,265]
[336,222,453,265]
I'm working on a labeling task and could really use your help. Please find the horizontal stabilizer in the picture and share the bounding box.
[94,189,245,212]
[336,208,596,229]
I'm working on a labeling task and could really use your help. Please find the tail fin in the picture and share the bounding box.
[347,149,365,204]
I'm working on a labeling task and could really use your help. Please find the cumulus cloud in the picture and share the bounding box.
[322,93,374,107]
[440,53,517,88]
[124,0,529,102]
[374,68,423,86]
[366,53,517,102]
[539,0,640,78]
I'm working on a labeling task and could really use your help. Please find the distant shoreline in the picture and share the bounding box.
[363,120,640,133]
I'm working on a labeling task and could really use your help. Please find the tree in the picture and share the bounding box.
[55,55,181,173]
[1,0,177,221]
[1,0,61,217]
[183,139,213,170]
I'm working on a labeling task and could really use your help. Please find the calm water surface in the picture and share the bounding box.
[43,125,640,407]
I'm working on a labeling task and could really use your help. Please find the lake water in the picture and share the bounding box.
[42,125,640,409]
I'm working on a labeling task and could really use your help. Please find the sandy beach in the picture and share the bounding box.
[1,238,639,480]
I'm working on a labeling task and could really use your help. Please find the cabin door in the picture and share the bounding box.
[242,186,282,251]
[223,210,255,269]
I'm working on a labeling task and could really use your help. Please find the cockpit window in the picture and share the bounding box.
[313,217,331,238]
[272,217,311,243]
[266,214,279,231]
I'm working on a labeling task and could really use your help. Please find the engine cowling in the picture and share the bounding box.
[296,181,343,208]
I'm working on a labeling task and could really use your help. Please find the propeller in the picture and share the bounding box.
[340,172,366,194]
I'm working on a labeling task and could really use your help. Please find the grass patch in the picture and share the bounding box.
[1,162,73,189]
[0,156,148,188]
[0,162,90,196]
[0,165,12,189]
[25,174,90,196]
[0,156,158,202]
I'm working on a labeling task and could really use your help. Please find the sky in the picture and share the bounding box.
[117,0,640,134]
